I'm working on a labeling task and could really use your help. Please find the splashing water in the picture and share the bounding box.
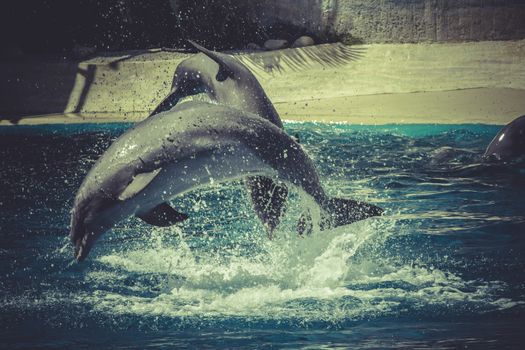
[0,122,524,348]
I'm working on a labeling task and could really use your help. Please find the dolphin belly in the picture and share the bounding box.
[126,145,277,216]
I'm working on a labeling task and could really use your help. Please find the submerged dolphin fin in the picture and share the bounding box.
[137,202,189,227]
[298,198,383,235]
[187,40,235,81]
[119,169,162,201]
[246,176,288,238]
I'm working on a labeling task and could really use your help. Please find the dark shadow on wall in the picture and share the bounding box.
[326,0,339,33]
[73,65,97,114]
[0,0,180,55]
[0,60,98,124]
[0,0,349,56]
[257,0,328,42]
[173,0,348,50]
[0,60,76,124]
[174,0,265,50]
[257,0,365,45]
[0,0,362,123]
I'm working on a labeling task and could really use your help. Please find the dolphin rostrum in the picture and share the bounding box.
[70,102,383,261]
[151,40,288,235]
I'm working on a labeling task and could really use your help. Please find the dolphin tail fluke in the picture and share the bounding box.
[323,198,383,227]
[297,198,383,235]
[137,202,189,227]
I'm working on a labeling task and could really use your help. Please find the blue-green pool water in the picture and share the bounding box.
[0,122,524,348]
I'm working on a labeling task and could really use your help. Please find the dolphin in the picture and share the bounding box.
[70,102,383,261]
[483,115,525,162]
[150,40,281,126]
[151,40,288,235]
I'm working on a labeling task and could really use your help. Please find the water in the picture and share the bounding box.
[1,122,524,348]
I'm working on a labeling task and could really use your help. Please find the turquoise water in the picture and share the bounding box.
[0,122,524,348]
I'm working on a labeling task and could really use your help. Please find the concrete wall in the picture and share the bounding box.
[0,53,187,119]
[2,40,525,122]
[259,0,525,43]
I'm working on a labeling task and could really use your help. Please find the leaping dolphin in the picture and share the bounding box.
[70,102,383,261]
[150,40,281,127]
[151,40,288,236]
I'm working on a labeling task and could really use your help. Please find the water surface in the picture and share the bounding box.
[0,122,524,348]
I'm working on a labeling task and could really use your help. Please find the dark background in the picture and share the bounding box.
[0,0,318,54]
[3,0,525,56]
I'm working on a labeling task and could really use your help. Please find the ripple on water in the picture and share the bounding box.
[0,122,524,346]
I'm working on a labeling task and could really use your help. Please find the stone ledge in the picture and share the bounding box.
[3,88,523,126]
[1,40,524,124]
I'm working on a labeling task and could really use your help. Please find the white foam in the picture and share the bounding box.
[75,216,518,322]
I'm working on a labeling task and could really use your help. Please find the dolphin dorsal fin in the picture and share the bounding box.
[187,40,235,82]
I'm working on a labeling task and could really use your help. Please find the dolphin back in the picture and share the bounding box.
[484,115,525,161]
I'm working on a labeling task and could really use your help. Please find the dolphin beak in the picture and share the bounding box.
[72,232,88,262]
[75,242,86,261]
[73,230,98,262]
[74,237,87,261]
[70,220,98,262]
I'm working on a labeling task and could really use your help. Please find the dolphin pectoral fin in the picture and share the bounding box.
[137,202,189,227]
[246,176,288,233]
[187,40,235,81]
[322,198,383,229]
[119,169,162,201]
